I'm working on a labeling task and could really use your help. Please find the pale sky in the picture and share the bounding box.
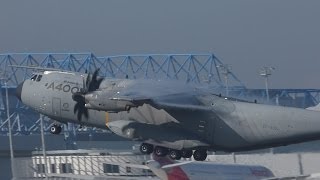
[0,0,319,88]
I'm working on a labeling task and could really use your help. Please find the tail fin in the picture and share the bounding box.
[148,154,190,180]
[306,103,320,111]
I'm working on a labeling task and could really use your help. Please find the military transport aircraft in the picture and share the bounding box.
[15,69,320,161]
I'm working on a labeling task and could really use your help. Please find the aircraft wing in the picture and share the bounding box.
[82,77,216,115]
[128,160,193,170]
[110,95,211,111]
[109,96,152,107]
[263,174,312,180]
[161,161,193,169]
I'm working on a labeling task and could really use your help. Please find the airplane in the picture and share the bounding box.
[15,68,320,161]
[121,154,275,180]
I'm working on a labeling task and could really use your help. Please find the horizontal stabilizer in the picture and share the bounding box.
[264,174,310,180]
[161,161,193,169]
[306,103,320,111]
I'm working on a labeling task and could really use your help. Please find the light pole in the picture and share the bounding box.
[1,76,16,178]
[217,64,232,97]
[40,114,48,179]
[259,67,275,102]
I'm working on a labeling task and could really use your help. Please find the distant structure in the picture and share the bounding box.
[259,66,275,102]
[14,149,153,179]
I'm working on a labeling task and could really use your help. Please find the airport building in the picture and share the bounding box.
[17,150,153,179]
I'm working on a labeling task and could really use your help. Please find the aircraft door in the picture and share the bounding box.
[199,118,215,142]
[52,97,61,118]
[194,113,215,141]
[206,117,215,143]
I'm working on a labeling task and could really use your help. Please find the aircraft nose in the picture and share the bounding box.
[16,82,24,101]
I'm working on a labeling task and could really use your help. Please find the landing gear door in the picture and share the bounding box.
[52,97,61,118]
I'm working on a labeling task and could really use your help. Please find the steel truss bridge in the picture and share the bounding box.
[0,53,319,136]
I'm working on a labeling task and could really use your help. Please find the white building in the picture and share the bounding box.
[15,149,155,179]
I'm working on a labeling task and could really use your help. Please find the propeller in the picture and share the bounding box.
[72,69,103,121]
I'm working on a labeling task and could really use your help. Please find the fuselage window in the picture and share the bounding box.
[36,75,43,82]
[31,75,37,81]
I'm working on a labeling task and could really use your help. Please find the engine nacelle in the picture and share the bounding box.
[84,93,135,112]
[107,120,140,140]
[85,99,133,112]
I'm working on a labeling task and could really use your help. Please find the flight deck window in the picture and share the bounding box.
[31,75,37,81]
[36,75,42,82]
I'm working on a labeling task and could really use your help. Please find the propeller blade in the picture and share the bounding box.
[92,68,100,81]
[82,76,86,93]
[83,108,89,119]
[74,101,87,122]
[77,109,82,121]
[72,69,103,122]
[74,102,81,121]
[72,93,84,102]
[85,72,91,92]
[88,69,101,92]
[74,103,79,114]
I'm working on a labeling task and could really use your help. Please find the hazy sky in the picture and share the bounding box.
[1,0,319,88]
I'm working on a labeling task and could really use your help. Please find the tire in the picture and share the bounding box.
[181,150,193,158]
[193,149,207,161]
[50,125,62,134]
[169,150,182,160]
[140,143,153,154]
[154,146,169,157]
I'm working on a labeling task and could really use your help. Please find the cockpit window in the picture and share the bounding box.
[31,74,37,81]
[36,75,42,82]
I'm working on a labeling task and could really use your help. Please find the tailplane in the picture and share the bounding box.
[306,103,320,111]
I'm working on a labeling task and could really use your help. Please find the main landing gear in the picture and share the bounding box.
[50,124,62,134]
[193,149,207,161]
[139,143,208,161]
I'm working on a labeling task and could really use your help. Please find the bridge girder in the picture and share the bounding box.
[0,53,244,87]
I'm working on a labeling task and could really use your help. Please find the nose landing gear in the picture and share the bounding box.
[50,124,62,134]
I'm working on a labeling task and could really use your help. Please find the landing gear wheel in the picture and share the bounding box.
[154,146,169,157]
[181,150,193,158]
[169,150,182,160]
[193,149,207,161]
[140,143,154,154]
[50,124,62,135]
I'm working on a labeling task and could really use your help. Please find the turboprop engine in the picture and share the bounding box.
[84,92,135,112]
